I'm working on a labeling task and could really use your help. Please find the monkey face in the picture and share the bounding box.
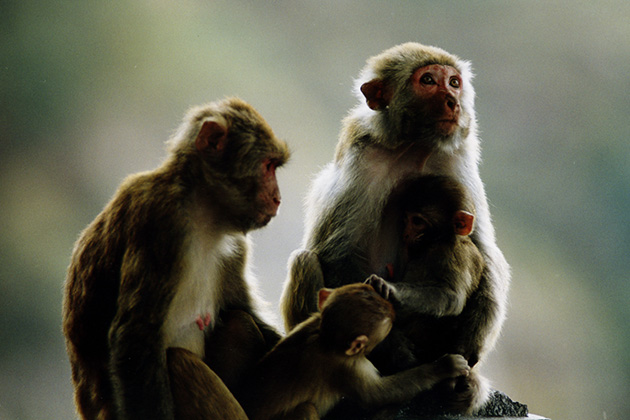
[223,156,284,232]
[409,64,462,137]
[403,206,449,246]
[403,211,430,244]
[252,158,283,227]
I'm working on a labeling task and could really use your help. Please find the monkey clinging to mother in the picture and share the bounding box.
[281,42,511,414]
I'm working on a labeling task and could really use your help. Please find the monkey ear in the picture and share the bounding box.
[345,335,369,356]
[318,288,334,311]
[195,120,228,154]
[360,79,391,110]
[453,211,475,236]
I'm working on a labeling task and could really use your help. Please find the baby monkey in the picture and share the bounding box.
[366,175,488,413]
[240,283,469,420]
[386,174,483,309]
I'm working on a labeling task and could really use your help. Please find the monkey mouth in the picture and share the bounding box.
[257,213,273,225]
[255,208,278,227]
[436,119,459,135]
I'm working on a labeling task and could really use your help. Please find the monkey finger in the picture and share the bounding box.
[364,274,392,300]
[434,354,470,379]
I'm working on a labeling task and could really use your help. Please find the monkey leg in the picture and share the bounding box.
[450,369,490,414]
[279,402,319,420]
[205,309,268,391]
[418,368,488,415]
[167,347,248,420]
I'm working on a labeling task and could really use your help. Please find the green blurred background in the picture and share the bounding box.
[1,1,628,419]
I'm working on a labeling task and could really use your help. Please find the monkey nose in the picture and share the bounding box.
[446,96,457,111]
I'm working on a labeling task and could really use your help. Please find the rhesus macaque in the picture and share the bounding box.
[366,175,486,382]
[281,42,510,413]
[240,283,470,420]
[63,97,290,420]
[373,175,484,316]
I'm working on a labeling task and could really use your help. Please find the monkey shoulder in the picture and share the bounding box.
[119,169,190,222]
[66,171,181,303]
[73,169,194,315]
[273,315,321,350]
[304,163,346,217]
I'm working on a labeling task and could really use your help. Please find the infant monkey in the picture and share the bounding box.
[367,175,486,372]
[240,283,469,420]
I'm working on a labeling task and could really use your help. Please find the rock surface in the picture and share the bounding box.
[324,389,534,419]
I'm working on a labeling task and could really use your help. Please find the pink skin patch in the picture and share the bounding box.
[195,313,211,331]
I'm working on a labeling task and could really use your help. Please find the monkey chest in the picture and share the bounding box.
[163,235,231,356]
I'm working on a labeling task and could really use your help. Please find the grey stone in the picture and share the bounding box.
[323,389,546,420]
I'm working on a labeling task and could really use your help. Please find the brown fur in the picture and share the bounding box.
[63,97,289,419]
[167,347,248,420]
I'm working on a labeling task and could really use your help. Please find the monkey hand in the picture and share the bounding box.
[431,354,470,380]
[364,274,398,302]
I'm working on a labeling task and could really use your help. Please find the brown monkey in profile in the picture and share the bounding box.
[63,97,290,420]
[240,283,470,420]
[367,175,485,377]
[281,42,510,413]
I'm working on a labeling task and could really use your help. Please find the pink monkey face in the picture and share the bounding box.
[410,64,463,136]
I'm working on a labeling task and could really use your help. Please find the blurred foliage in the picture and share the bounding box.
[1,1,628,419]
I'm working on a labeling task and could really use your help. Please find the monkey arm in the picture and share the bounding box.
[343,355,469,408]
[384,240,483,318]
[367,268,472,319]
[108,248,178,420]
[281,249,325,331]
[214,235,281,348]
[464,176,510,364]
[451,267,502,367]
[462,230,510,366]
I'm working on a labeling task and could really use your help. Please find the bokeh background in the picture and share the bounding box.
[1,1,628,419]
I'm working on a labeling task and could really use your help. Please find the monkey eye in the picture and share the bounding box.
[449,77,461,88]
[263,159,276,173]
[411,215,430,230]
[420,74,435,85]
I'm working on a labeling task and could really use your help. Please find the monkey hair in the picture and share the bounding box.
[319,284,395,354]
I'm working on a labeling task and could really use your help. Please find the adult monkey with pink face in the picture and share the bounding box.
[64,98,290,420]
[281,43,510,414]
